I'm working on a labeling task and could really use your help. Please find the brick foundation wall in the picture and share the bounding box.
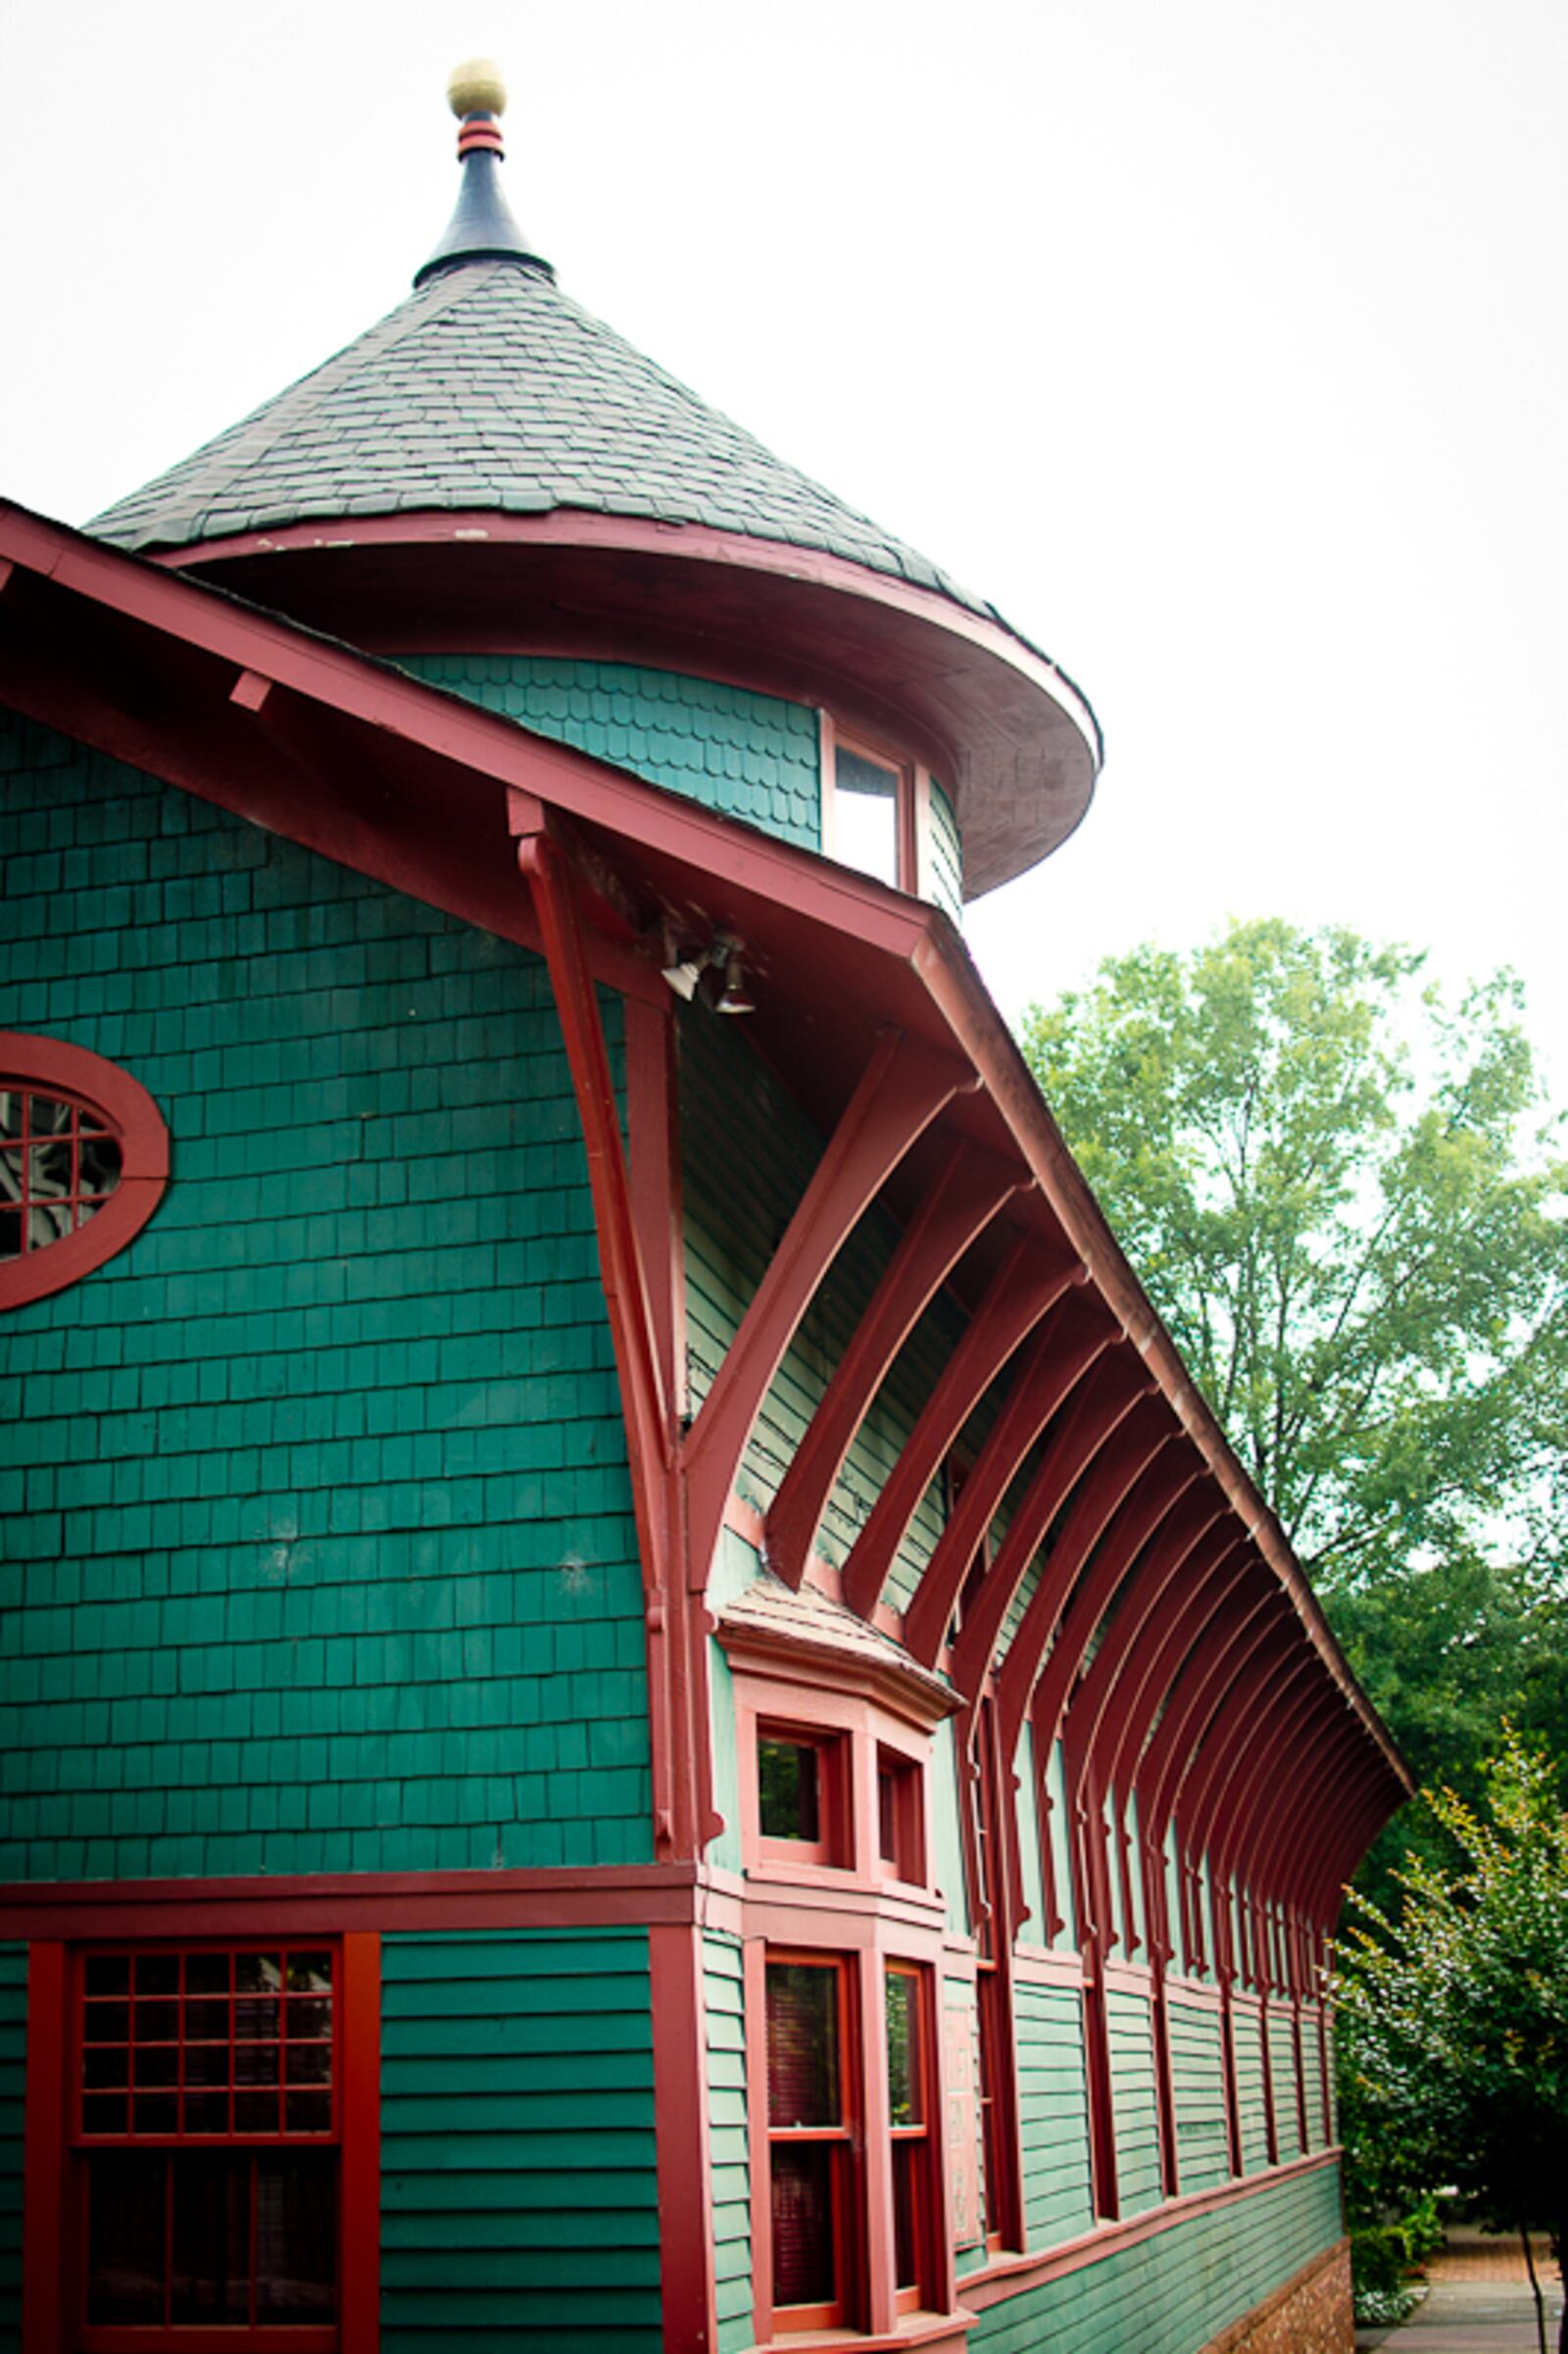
[1200,2238,1353,2354]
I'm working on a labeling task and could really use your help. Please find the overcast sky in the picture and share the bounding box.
[3,0,1564,1107]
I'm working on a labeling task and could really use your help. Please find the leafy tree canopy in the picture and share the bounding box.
[1020,919,1567,1594]
[1335,1732,1568,2347]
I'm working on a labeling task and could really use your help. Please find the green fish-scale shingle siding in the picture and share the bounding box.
[969,2162,1345,2354]
[0,717,649,1881]
[0,1945,24,2346]
[379,1929,661,2351]
[1168,1994,1230,2193]
[396,655,824,855]
[1015,1978,1095,2248]
[704,1930,754,2354]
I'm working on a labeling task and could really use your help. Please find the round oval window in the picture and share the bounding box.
[0,1037,169,1309]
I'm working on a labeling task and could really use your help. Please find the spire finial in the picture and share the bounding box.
[414,58,553,289]
[448,59,507,120]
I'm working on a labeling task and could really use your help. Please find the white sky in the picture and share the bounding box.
[3,0,1564,1105]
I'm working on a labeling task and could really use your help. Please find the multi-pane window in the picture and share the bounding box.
[885,1966,933,2313]
[0,1085,122,1261]
[765,1957,854,2330]
[757,1729,846,1866]
[76,1945,339,2343]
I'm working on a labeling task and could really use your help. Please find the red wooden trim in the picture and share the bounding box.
[516,828,691,1861]
[126,507,1102,761]
[23,1942,66,2354]
[765,1142,1021,1589]
[650,1924,718,2354]
[989,1402,1172,1765]
[1,1035,171,1311]
[1030,1466,1203,1801]
[229,666,272,711]
[903,1301,1116,1670]
[338,1932,380,2354]
[626,997,685,1423]
[683,1028,967,1596]
[1139,1605,1295,1847]
[841,1241,1081,1622]
[1078,1524,1243,1810]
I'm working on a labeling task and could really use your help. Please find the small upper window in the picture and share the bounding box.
[0,1036,169,1309]
[757,1727,848,1868]
[825,727,919,893]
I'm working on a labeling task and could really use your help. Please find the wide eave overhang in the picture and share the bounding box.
[0,501,1409,1904]
[136,507,1102,902]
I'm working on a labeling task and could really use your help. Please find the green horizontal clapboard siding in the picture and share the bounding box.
[1015,1977,1094,2248]
[679,1002,956,1604]
[0,719,650,1881]
[380,1929,661,2351]
[0,1945,24,2345]
[1107,1985,1163,2217]
[1168,1994,1229,2193]
[1269,2010,1302,2161]
[396,655,823,853]
[1233,2005,1271,2174]
[970,2160,1346,2354]
[705,1930,754,2354]
[1302,2009,1329,2148]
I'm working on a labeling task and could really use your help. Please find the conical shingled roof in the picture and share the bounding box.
[88,254,984,614]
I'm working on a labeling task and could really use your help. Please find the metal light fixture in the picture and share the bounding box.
[715,952,756,1015]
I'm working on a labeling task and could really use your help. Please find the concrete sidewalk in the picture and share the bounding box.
[1358,2234,1563,2353]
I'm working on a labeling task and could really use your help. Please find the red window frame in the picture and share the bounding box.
[822,719,920,894]
[763,1952,858,2334]
[23,1937,379,2354]
[884,1964,935,2317]
[875,1746,925,1888]
[0,1036,169,1310]
[756,1725,850,1870]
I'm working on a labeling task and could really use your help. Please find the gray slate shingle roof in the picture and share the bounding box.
[88,259,985,616]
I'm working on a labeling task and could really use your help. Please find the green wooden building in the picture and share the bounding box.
[0,61,1407,2354]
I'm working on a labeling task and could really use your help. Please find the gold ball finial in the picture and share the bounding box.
[448,59,507,119]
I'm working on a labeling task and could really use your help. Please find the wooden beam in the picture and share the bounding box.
[681,1027,968,1595]
[764,1142,1023,1588]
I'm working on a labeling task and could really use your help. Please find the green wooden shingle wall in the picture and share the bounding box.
[1016,1978,1095,2247]
[0,718,649,1880]
[969,2161,1344,2354]
[397,656,823,851]
[704,1931,753,2354]
[929,780,963,921]
[379,1929,661,2351]
[0,1945,24,2347]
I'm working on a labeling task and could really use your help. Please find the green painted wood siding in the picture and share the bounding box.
[1107,1986,1163,2216]
[397,657,823,852]
[1168,1994,1229,2193]
[929,780,963,922]
[1233,2005,1271,2173]
[1269,2010,1302,2160]
[1015,1978,1094,2248]
[1303,2009,1329,2147]
[704,1931,754,2354]
[0,720,649,1881]
[380,1929,660,2351]
[968,2160,1345,2354]
[0,1944,24,2347]
[679,1005,955,1602]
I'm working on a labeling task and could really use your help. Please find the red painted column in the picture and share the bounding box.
[651,1924,720,2354]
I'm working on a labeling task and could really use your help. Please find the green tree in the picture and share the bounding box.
[1020,922,1568,1841]
[1020,920,1566,1594]
[1335,1733,1568,2352]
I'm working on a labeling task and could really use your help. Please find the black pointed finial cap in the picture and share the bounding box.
[415,60,554,288]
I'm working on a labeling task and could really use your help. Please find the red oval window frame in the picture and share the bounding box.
[0,1034,170,1310]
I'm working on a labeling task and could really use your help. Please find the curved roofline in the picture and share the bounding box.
[151,509,1103,899]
